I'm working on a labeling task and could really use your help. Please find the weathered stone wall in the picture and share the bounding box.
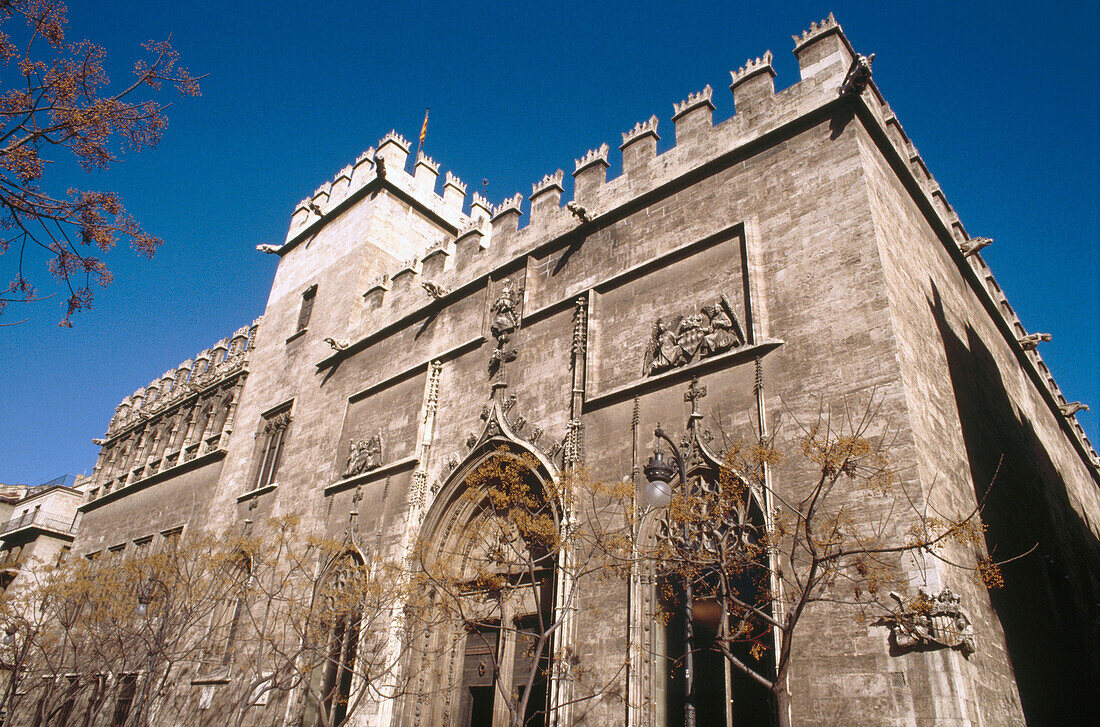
[52,13,1099,727]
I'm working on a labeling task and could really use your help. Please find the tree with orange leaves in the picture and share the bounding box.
[0,0,200,326]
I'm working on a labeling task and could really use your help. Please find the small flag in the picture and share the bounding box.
[419,108,429,148]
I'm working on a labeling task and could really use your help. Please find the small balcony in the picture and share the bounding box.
[0,510,76,540]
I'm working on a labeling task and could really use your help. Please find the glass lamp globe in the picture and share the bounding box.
[642,478,673,508]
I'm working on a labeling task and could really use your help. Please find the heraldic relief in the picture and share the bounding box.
[879,588,976,656]
[643,293,746,376]
[344,432,384,478]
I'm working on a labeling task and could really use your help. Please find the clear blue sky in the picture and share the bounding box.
[1,1,1097,484]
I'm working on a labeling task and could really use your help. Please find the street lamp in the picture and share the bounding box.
[641,423,696,727]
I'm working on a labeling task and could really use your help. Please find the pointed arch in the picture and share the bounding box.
[407,416,567,727]
[631,429,777,727]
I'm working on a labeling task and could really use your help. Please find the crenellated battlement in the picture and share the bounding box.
[574,143,610,174]
[105,319,261,440]
[731,51,775,86]
[792,12,840,50]
[672,85,715,120]
[620,115,661,148]
[288,15,1094,471]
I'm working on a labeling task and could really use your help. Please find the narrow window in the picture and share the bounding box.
[111,674,137,727]
[256,406,292,490]
[297,284,318,333]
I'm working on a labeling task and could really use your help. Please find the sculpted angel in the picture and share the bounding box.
[700,294,745,356]
[643,316,685,375]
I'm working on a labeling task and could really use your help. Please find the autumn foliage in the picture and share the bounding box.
[0,0,200,325]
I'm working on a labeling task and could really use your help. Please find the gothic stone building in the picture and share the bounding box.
[61,14,1100,727]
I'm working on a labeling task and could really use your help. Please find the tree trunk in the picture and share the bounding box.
[773,686,792,727]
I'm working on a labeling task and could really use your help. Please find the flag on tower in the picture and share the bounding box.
[419,108,429,149]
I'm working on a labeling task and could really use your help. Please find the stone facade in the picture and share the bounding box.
[46,13,1099,727]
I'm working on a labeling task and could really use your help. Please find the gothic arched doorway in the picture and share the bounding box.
[410,439,565,727]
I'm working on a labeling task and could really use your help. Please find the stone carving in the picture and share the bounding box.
[265,410,292,434]
[1017,332,1051,350]
[839,53,874,97]
[879,588,975,656]
[490,281,521,340]
[566,201,589,223]
[445,453,460,472]
[489,280,523,377]
[344,433,383,477]
[643,294,745,376]
[422,281,450,300]
[324,337,350,351]
[959,236,992,257]
[466,434,478,449]
[1060,402,1089,417]
[255,244,281,254]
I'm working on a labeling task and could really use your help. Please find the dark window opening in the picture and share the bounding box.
[255,407,291,490]
[296,284,317,333]
[111,674,137,727]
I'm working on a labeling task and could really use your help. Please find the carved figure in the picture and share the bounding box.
[422,281,450,300]
[839,52,874,96]
[643,316,685,376]
[642,294,748,376]
[490,281,521,341]
[324,337,350,352]
[700,295,745,356]
[344,433,383,477]
[880,588,975,656]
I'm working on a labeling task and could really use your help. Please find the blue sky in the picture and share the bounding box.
[1,1,1097,484]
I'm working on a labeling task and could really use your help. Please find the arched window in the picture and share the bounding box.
[314,551,364,726]
[636,453,778,727]
[202,551,252,673]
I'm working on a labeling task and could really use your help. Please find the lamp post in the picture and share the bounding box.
[641,424,696,727]
[133,577,169,727]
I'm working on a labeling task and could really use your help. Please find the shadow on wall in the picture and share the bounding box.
[929,281,1100,726]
